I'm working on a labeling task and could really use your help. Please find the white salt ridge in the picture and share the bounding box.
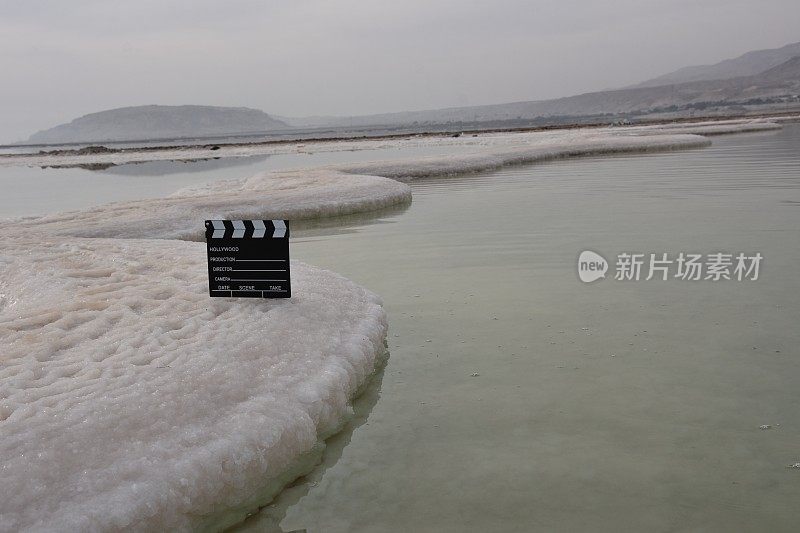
[332,132,713,182]
[5,170,412,241]
[629,120,782,136]
[0,232,386,532]
[0,118,779,169]
[770,115,800,123]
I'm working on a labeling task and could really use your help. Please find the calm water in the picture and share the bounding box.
[0,144,475,218]
[236,125,800,532]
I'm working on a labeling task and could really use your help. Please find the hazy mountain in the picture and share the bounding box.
[280,54,800,129]
[29,42,800,144]
[28,105,288,144]
[632,41,800,88]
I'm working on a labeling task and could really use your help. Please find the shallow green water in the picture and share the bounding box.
[240,125,800,532]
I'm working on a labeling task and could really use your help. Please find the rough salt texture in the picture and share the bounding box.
[5,170,412,241]
[0,232,387,532]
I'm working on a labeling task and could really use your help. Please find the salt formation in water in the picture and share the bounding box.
[630,120,783,136]
[0,118,779,169]
[333,132,714,181]
[0,119,785,531]
[7,170,412,241]
[6,131,725,241]
[0,232,386,531]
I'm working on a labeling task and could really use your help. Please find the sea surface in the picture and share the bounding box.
[241,125,800,532]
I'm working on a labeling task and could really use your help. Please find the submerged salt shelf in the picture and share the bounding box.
[0,232,386,531]
[0,119,786,531]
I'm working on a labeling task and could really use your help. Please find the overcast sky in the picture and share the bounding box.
[1,0,798,142]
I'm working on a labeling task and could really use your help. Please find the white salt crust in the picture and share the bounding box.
[0,233,386,532]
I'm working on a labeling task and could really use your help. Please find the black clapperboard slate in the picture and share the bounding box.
[205,220,291,298]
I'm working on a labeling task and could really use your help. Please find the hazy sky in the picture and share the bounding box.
[1,0,798,142]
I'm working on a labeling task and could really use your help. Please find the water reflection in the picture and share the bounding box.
[229,355,389,533]
[292,202,411,239]
[1,143,476,217]
[42,154,272,174]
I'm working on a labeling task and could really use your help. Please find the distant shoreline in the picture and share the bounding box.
[3,110,799,160]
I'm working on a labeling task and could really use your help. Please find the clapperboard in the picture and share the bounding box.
[205,220,291,298]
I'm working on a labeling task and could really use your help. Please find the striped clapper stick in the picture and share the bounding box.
[204,220,290,298]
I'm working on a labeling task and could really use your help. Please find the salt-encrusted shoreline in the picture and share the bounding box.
[0,119,784,531]
[0,118,783,169]
[0,233,387,532]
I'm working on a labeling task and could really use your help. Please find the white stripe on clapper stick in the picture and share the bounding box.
[232,220,246,238]
[273,220,286,238]
[211,220,226,239]
[252,220,266,238]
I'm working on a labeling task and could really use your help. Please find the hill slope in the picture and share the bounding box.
[28,105,288,144]
[281,55,800,129]
[632,41,800,88]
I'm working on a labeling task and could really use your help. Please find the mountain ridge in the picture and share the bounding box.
[278,54,800,129]
[631,41,800,88]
